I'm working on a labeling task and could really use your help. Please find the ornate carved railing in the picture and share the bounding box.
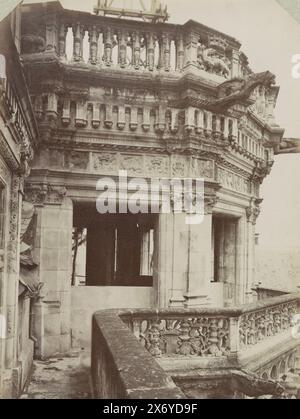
[120,294,300,359]
[239,297,298,350]
[125,312,232,357]
[22,3,245,79]
[92,294,300,398]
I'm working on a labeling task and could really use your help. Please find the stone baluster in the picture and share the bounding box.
[155,105,166,133]
[205,111,212,137]
[146,33,155,71]
[92,103,101,128]
[58,22,68,58]
[171,109,179,133]
[46,93,58,120]
[117,105,126,130]
[260,145,264,160]
[231,118,238,141]
[213,115,222,140]
[161,33,171,72]
[62,98,70,125]
[104,104,113,128]
[176,34,184,71]
[229,316,240,355]
[130,107,138,131]
[89,26,99,65]
[132,32,141,70]
[72,23,84,62]
[34,96,43,120]
[195,109,204,135]
[177,320,192,355]
[223,117,229,141]
[75,99,87,127]
[45,14,58,52]
[103,27,114,67]
[118,30,127,69]
[142,107,150,132]
[185,107,195,133]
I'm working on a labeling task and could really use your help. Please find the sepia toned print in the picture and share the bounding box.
[0,0,299,401]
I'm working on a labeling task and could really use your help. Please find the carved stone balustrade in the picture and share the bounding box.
[120,294,300,359]
[20,2,282,171]
[21,2,248,79]
[91,294,300,398]
[239,297,298,350]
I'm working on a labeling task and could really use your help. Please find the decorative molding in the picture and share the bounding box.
[8,175,21,274]
[246,197,263,224]
[0,132,20,171]
[24,182,67,206]
[217,166,250,195]
[0,155,11,181]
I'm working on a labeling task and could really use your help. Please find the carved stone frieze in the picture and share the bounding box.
[190,158,214,179]
[217,166,250,195]
[93,152,118,173]
[25,183,67,206]
[64,151,89,171]
[145,156,169,177]
[120,155,143,175]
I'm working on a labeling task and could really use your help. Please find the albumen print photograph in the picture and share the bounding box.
[0,0,300,402]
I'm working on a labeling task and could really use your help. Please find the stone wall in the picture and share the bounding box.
[71,286,154,350]
[31,199,73,359]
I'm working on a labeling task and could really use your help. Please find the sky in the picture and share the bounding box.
[24,0,300,249]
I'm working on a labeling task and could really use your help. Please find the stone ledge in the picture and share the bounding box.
[92,310,185,399]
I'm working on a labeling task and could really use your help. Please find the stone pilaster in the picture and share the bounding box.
[184,212,213,308]
[245,197,262,303]
[26,183,73,358]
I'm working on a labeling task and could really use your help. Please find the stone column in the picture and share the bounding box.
[157,187,218,309]
[156,212,189,308]
[184,212,213,307]
[28,185,73,359]
[170,212,189,307]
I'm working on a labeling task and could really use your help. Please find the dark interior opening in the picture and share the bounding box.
[72,202,155,287]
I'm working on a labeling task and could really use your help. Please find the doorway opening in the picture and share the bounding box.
[72,203,156,287]
[212,215,238,306]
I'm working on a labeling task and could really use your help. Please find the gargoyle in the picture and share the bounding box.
[275,138,300,154]
[208,71,276,112]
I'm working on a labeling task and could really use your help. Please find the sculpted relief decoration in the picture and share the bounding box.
[217,167,250,195]
[190,159,214,179]
[145,156,169,177]
[93,153,118,173]
[38,148,219,182]
[120,155,144,175]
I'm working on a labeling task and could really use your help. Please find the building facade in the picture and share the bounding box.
[0,0,299,399]
[0,2,38,398]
